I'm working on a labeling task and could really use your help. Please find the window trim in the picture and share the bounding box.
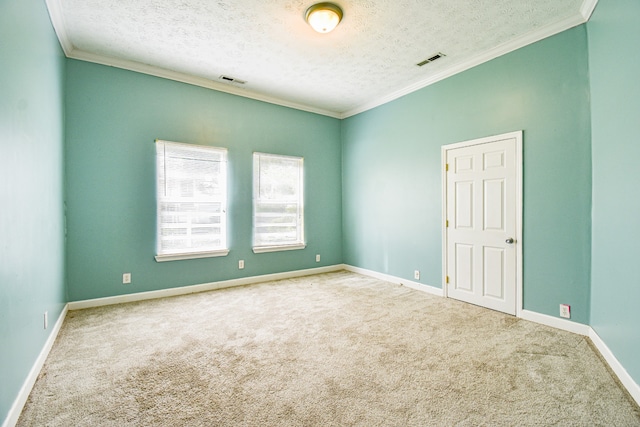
[155,139,229,262]
[155,249,230,262]
[252,152,305,253]
[252,244,306,254]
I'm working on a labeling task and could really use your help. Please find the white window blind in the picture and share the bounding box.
[253,153,305,253]
[155,140,228,261]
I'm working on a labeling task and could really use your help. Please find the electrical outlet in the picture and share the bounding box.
[122,273,131,284]
[239,260,245,269]
[414,270,420,280]
[316,254,321,263]
[43,311,48,330]
[560,304,571,319]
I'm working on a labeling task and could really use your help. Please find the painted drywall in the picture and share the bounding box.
[342,26,592,323]
[65,61,342,301]
[588,0,640,385]
[0,0,67,423]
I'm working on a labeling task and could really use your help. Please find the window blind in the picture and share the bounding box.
[156,140,228,259]
[253,152,305,252]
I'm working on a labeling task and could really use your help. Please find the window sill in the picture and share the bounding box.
[252,244,306,254]
[155,249,230,262]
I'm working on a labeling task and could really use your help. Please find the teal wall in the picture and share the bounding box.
[588,0,640,385]
[4,1,640,423]
[0,0,67,422]
[65,60,343,301]
[342,26,592,324]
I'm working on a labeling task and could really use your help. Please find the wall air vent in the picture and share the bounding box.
[417,52,446,67]
[219,75,247,85]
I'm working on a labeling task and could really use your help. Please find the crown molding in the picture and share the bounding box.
[67,49,342,119]
[341,11,589,118]
[45,0,597,121]
[44,0,341,119]
[45,0,74,56]
[580,0,599,21]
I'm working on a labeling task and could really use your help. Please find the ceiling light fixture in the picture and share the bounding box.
[305,3,343,33]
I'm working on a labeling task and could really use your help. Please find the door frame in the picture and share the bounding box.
[441,130,524,316]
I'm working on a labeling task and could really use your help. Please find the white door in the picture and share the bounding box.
[443,132,522,315]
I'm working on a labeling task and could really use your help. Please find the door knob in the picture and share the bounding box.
[505,238,515,244]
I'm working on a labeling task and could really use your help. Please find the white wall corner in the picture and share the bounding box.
[589,328,640,407]
[2,304,69,427]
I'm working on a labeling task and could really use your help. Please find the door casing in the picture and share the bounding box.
[441,131,523,316]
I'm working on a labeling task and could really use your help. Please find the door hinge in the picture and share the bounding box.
[445,163,449,171]
[446,220,449,227]
[445,275,449,284]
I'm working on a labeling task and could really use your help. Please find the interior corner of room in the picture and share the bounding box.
[2,0,639,425]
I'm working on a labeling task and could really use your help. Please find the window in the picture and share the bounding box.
[155,140,228,261]
[253,152,305,253]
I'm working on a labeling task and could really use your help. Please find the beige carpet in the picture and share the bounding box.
[18,271,640,426]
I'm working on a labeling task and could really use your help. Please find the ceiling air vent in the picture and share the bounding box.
[417,52,446,67]
[219,75,247,85]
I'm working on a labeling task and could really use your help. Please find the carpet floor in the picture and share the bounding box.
[18,271,640,426]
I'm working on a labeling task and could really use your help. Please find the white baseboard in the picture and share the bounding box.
[510,310,639,406]
[343,264,444,296]
[7,264,639,427]
[2,304,69,427]
[68,264,345,310]
[520,309,591,336]
[343,265,640,405]
[589,328,640,406]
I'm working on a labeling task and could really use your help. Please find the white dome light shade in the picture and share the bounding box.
[305,3,343,33]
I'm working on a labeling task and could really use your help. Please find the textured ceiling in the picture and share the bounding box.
[47,0,594,117]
